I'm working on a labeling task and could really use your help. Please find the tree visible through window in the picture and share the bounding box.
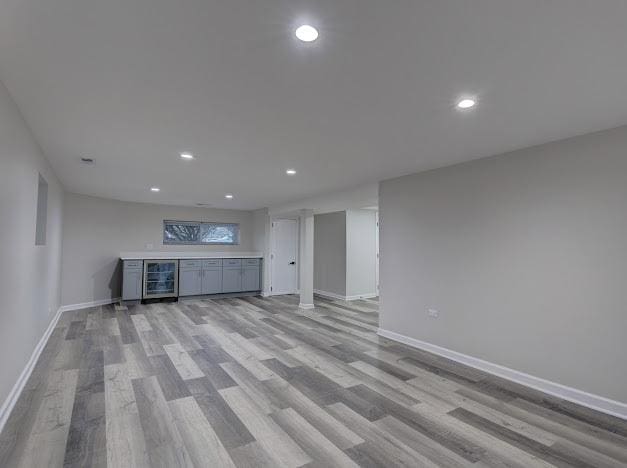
[163,220,239,245]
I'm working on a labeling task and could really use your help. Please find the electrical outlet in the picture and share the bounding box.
[427,308,439,318]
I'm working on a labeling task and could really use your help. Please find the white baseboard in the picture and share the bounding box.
[377,328,627,420]
[59,297,121,313]
[346,292,379,301]
[314,289,347,300]
[298,303,315,310]
[0,306,64,433]
[314,289,378,301]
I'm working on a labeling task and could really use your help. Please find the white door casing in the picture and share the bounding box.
[271,219,299,295]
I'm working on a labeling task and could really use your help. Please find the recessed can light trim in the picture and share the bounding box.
[457,98,476,109]
[180,152,194,160]
[224,194,234,199]
[295,25,319,42]
[286,169,297,175]
[150,187,161,192]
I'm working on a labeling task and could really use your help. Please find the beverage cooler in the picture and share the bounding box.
[143,259,179,299]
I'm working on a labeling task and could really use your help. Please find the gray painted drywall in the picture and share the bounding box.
[314,212,346,296]
[252,208,267,253]
[379,125,627,403]
[252,208,271,294]
[346,209,378,297]
[0,80,64,409]
[61,193,255,306]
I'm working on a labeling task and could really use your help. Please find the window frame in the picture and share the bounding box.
[163,220,240,245]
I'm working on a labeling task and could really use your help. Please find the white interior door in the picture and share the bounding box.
[271,219,299,295]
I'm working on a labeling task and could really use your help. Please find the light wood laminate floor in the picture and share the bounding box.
[1,295,626,467]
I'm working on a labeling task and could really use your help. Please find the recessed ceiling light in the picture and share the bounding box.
[295,25,319,42]
[150,187,160,192]
[80,157,95,165]
[457,98,476,109]
[180,152,194,160]
[225,194,234,199]
[286,169,297,175]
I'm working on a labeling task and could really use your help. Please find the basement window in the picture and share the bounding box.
[35,174,48,246]
[163,220,239,245]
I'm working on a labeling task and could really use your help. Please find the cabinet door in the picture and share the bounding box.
[202,268,222,295]
[122,269,142,300]
[242,267,260,292]
[179,268,202,296]
[222,268,242,293]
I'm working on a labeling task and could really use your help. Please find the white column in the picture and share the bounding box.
[299,209,314,309]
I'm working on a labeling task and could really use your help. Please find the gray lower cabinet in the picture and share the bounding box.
[222,267,242,293]
[179,268,202,296]
[242,267,260,291]
[122,262,143,301]
[124,257,261,300]
[201,268,222,294]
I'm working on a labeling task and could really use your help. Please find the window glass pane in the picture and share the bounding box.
[200,223,239,244]
[163,222,200,243]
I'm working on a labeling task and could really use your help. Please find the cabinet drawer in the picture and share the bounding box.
[243,258,260,266]
[180,259,202,269]
[124,260,143,269]
[223,258,242,267]
[202,259,222,268]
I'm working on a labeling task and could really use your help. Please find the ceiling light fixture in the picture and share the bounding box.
[286,169,297,175]
[180,152,194,160]
[457,98,476,109]
[295,25,319,42]
[80,157,95,165]
[225,194,234,199]
[150,187,160,192]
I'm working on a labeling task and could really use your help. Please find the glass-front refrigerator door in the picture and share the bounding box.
[143,260,179,299]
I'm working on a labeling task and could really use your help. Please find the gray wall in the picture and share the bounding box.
[0,80,64,409]
[346,209,378,297]
[314,212,346,296]
[379,125,627,403]
[61,193,255,306]
[252,208,271,294]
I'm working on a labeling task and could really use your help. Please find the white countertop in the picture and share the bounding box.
[120,251,263,260]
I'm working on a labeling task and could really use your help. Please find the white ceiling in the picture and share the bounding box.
[1,0,627,210]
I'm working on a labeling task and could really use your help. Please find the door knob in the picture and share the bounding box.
[289,261,296,265]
